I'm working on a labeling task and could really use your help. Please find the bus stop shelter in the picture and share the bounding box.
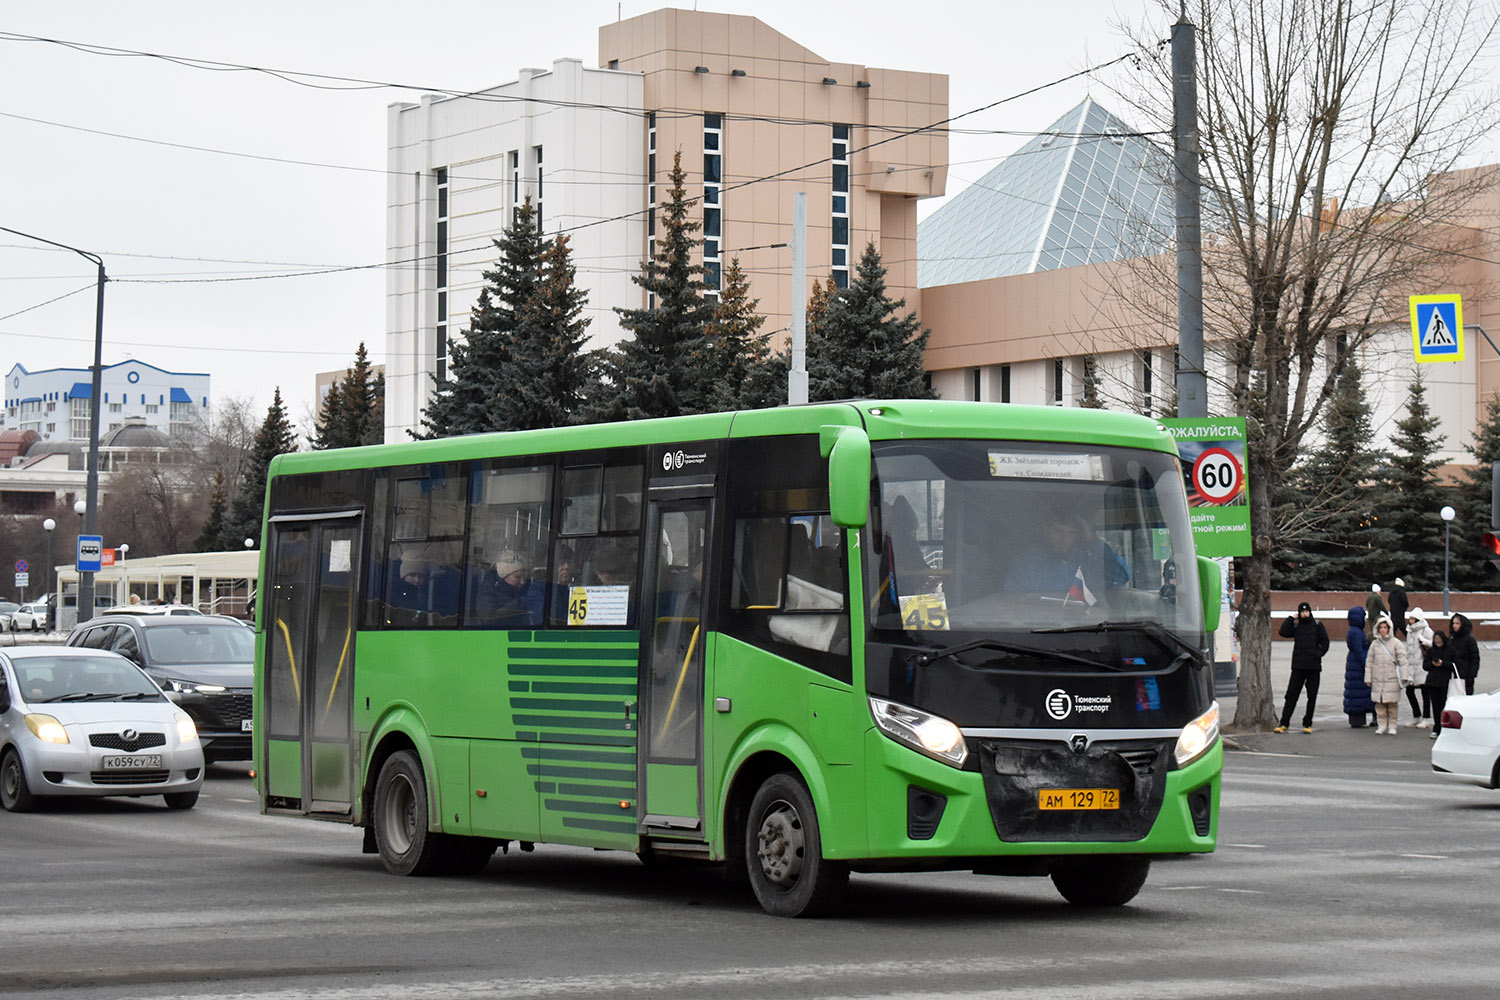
[54,549,260,629]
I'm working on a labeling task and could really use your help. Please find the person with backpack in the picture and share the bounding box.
[1275,601,1329,733]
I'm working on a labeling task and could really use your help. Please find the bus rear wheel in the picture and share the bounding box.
[1049,856,1151,906]
[744,773,847,917]
[373,750,447,876]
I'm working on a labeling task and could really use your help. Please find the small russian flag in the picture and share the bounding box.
[1066,565,1097,607]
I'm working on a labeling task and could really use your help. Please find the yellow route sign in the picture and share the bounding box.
[1410,295,1464,363]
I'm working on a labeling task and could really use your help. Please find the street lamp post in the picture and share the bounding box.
[42,518,55,631]
[118,542,129,606]
[1442,505,1456,616]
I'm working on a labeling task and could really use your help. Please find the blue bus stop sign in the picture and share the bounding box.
[77,535,103,573]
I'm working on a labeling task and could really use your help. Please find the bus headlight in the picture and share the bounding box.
[869,697,969,767]
[1174,702,1220,767]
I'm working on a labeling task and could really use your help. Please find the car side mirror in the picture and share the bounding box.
[1196,555,1222,635]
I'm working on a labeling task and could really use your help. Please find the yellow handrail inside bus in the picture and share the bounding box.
[323,615,353,722]
[275,617,301,701]
[656,622,700,743]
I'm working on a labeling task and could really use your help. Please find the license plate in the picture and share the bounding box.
[1039,788,1119,810]
[241,719,254,732]
[102,754,162,769]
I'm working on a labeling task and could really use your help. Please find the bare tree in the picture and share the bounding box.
[1115,0,1499,727]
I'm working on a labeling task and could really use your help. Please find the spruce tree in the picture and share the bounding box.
[193,470,228,552]
[594,151,714,420]
[314,343,384,448]
[1372,374,1449,589]
[807,243,935,402]
[224,388,298,549]
[1080,355,1104,408]
[1451,395,1500,589]
[494,233,592,429]
[698,258,782,410]
[417,200,546,438]
[311,378,345,450]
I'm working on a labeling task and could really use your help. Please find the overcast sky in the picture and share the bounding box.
[3,1,1491,437]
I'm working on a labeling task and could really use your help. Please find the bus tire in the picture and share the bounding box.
[373,750,447,876]
[745,772,847,917]
[1049,856,1151,906]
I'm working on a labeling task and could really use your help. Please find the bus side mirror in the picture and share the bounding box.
[1196,555,1221,635]
[821,425,871,529]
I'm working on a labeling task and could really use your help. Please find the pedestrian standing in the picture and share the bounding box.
[1387,578,1410,639]
[1276,601,1329,733]
[1448,613,1481,696]
[1364,615,1407,736]
[1364,585,1387,633]
[1425,631,1453,739]
[1343,606,1375,728]
[1402,607,1434,728]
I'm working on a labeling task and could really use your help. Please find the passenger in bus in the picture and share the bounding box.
[1004,509,1128,596]
[387,550,461,625]
[474,549,543,626]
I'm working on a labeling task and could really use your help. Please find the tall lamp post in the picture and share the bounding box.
[42,518,55,631]
[2,226,108,624]
[117,542,129,606]
[1442,505,1456,616]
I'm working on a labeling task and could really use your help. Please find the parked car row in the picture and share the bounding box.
[0,610,255,812]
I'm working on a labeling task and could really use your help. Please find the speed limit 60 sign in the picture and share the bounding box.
[1191,447,1243,505]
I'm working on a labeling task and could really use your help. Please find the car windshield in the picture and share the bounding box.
[868,439,1203,638]
[11,655,162,701]
[141,623,254,665]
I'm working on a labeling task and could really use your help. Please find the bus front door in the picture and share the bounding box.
[638,497,712,840]
[263,512,361,815]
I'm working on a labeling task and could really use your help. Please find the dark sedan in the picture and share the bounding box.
[67,616,254,762]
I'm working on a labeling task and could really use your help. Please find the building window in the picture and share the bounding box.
[702,114,723,300]
[170,399,192,433]
[1053,359,1065,405]
[972,368,982,402]
[533,145,544,232]
[145,404,158,415]
[647,113,657,309]
[71,398,90,439]
[509,150,520,223]
[1000,364,1011,403]
[436,166,449,385]
[832,124,851,289]
[108,402,122,414]
[1140,350,1154,416]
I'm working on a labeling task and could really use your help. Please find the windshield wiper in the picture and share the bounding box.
[915,638,1123,672]
[116,691,157,700]
[1032,619,1206,664]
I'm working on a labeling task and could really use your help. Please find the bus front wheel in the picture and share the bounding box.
[744,773,847,917]
[1049,856,1151,906]
[373,750,447,876]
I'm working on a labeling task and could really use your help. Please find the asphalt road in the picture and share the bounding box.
[2,726,1497,1000]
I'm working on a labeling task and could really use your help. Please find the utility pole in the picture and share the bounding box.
[788,192,809,405]
[1173,16,1206,418]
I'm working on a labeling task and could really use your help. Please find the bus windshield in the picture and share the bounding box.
[869,439,1202,642]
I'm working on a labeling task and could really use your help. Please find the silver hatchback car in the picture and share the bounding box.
[0,647,205,811]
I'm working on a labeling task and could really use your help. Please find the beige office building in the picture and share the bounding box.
[385,8,947,442]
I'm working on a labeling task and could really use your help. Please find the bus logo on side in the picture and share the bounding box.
[1045,688,1072,720]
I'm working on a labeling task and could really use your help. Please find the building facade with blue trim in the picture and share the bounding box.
[2,360,210,443]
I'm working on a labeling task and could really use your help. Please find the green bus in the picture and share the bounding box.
[253,400,1221,916]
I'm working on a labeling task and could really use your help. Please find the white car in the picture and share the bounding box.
[0,647,205,811]
[1431,690,1500,789]
[9,601,49,632]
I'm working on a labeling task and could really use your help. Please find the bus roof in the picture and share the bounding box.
[269,400,1178,478]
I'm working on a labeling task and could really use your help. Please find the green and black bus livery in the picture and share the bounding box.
[254,400,1221,915]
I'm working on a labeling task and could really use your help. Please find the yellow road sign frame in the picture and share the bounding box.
[1410,294,1464,363]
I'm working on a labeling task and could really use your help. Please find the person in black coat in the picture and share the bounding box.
[1343,606,1375,727]
[1387,579,1410,639]
[1276,601,1329,732]
[1448,613,1480,696]
[1424,631,1454,737]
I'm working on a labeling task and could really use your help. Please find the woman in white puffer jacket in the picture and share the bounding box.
[1365,615,1408,735]
[1403,608,1435,728]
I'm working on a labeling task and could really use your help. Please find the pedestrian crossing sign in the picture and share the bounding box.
[1410,294,1464,363]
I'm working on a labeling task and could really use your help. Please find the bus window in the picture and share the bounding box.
[550,453,645,627]
[465,462,551,628]
[375,464,468,629]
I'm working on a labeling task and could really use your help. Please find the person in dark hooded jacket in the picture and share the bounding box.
[1448,613,1480,696]
[1343,606,1375,727]
[1387,579,1409,639]
[1276,601,1329,732]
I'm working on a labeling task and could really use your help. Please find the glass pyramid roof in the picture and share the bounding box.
[918,98,1173,287]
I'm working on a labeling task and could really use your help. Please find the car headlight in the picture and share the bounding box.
[175,712,199,743]
[1174,702,1220,767]
[24,713,69,745]
[161,678,227,694]
[869,696,969,767]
